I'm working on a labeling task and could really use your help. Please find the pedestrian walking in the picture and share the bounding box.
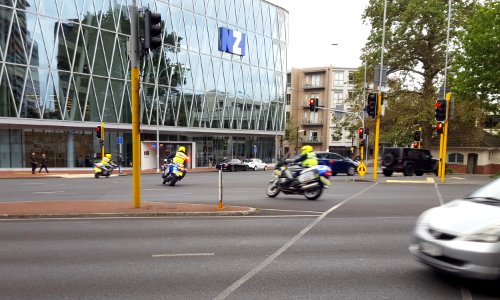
[30,152,37,174]
[118,153,124,174]
[39,153,49,173]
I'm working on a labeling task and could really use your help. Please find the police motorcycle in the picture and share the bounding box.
[266,159,332,200]
[161,158,186,186]
[93,161,116,178]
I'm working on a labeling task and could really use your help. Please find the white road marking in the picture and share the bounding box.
[33,191,66,194]
[214,182,379,300]
[434,183,445,206]
[386,177,435,184]
[152,253,214,258]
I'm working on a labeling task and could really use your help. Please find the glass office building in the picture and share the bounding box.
[0,0,288,168]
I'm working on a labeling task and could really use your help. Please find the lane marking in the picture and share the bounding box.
[214,182,379,300]
[434,183,445,206]
[33,191,66,194]
[152,253,214,258]
[386,177,435,184]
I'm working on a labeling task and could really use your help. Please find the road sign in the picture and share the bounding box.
[357,162,367,177]
[117,137,123,145]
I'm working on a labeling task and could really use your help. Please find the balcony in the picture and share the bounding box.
[302,119,323,126]
[302,137,322,144]
[303,83,324,90]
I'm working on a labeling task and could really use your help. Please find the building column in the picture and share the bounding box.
[67,131,75,168]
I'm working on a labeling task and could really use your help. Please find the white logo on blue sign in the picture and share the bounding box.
[219,27,246,56]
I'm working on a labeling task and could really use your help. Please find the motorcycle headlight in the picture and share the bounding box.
[461,224,500,243]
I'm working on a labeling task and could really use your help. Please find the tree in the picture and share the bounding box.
[453,0,500,115]
[360,0,478,146]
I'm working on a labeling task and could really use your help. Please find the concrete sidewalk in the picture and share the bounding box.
[0,168,258,219]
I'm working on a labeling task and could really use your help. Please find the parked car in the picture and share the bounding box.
[315,151,359,176]
[243,158,267,171]
[381,147,437,177]
[215,158,249,171]
[409,178,500,280]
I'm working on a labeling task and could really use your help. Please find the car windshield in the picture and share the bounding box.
[220,159,231,163]
[464,178,500,203]
[243,159,252,163]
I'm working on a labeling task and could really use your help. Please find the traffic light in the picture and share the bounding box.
[358,127,364,139]
[435,99,447,122]
[95,126,102,139]
[144,10,162,51]
[366,93,377,118]
[314,98,319,112]
[413,130,421,142]
[436,122,444,134]
[308,98,315,112]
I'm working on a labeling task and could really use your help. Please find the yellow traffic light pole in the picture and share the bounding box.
[130,2,141,208]
[372,92,382,181]
[440,92,451,182]
[101,122,105,158]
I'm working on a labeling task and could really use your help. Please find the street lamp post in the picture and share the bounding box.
[296,128,305,155]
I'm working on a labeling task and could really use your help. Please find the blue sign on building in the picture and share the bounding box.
[218,27,246,56]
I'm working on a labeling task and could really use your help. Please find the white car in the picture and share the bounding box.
[409,178,500,280]
[243,158,267,171]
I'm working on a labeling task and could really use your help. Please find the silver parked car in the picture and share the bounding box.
[409,178,500,280]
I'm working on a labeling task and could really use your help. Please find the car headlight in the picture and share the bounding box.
[461,224,500,243]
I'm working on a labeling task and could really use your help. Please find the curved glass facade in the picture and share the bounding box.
[0,0,288,168]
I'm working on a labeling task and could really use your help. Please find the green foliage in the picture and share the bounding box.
[359,0,485,147]
[453,0,500,114]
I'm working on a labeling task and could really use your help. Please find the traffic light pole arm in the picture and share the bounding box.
[321,108,365,129]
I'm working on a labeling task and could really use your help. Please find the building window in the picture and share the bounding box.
[305,74,321,87]
[348,72,354,85]
[286,94,291,105]
[331,91,343,107]
[287,73,291,86]
[334,71,344,86]
[448,153,464,164]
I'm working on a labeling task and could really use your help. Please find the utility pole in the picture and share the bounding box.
[130,1,141,208]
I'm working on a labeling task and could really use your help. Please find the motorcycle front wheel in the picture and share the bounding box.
[94,173,100,178]
[266,181,280,198]
[169,175,177,186]
[304,186,322,200]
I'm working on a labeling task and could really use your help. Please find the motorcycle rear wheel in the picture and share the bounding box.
[304,187,322,200]
[266,181,280,198]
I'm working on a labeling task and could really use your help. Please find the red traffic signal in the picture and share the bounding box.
[358,127,364,139]
[436,122,444,134]
[308,98,316,112]
[435,99,447,122]
[96,126,102,139]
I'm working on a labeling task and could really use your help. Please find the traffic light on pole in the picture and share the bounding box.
[435,99,447,122]
[413,130,421,142]
[436,122,444,135]
[144,10,162,52]
[366,93,377,118]
[95,126,102,139]
[308,98,315,112]
[358,127,364,139]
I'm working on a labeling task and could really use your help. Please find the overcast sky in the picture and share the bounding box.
[267,0,371,70]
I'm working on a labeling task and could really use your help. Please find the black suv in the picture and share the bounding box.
[381,147,438,177]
